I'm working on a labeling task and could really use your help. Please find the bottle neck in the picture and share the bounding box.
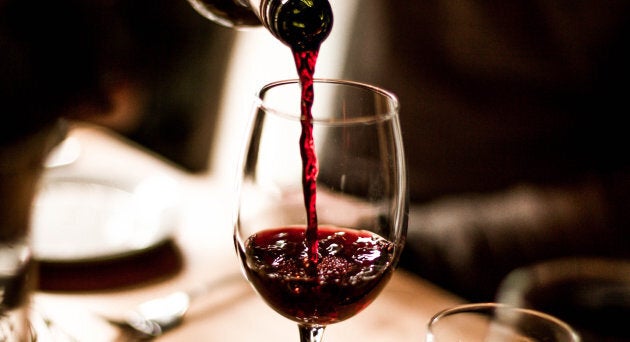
[187,0,333,51]
[258,0,333,51]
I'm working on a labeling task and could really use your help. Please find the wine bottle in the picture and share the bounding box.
[187,0,333,51]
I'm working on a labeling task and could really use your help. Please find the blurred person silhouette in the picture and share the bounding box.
[1,0,222,236]
[2,0,232,173]
[1,0,115,336]
[1,0,225,329]
[343,1,630,302]
[1,1,111,251]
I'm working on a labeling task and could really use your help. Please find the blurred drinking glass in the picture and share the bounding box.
[497,257,630,342]
[426,302,580,342]
[1,126,58,341]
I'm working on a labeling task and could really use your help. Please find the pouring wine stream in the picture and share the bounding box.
[270,2,333,340]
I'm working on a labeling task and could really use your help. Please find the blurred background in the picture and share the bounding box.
[35,0,361,179]
[3,1,629,340]
[6,0,628,299]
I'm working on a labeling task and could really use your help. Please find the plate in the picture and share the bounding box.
[31,175,179,263]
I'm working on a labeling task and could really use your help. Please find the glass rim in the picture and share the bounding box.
[255,78,400,125]
[427,302,581,341]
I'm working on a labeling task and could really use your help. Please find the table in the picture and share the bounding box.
[33,124,463,341]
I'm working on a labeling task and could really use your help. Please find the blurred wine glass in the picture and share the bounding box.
[497,257,630,342]
[426,302,581,342]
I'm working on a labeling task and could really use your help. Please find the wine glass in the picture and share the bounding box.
[234,79,408,342]
[497,257,630,341]
[426,303,581,342]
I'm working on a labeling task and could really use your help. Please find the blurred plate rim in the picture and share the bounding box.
[31,175,179,263]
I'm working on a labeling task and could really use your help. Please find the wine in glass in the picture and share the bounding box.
[234,79,408,341]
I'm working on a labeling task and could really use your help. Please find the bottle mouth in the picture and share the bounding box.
[261,0,334,51]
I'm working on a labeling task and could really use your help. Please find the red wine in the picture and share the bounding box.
[260,0,333,264]
[293,49,320,264]
[282,0,332,264]
[239,226,395,324]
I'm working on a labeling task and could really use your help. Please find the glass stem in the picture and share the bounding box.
[298,324,326,342]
